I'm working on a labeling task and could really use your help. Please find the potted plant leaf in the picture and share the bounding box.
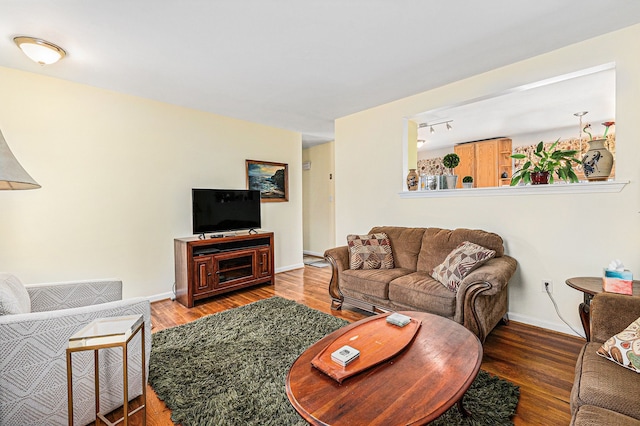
[510,140,581,185]
[462,175,473,188]
[442,153,460,189]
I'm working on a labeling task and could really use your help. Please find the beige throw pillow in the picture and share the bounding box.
[347,233,395,270]
[431,241,496,292]
[0,273,31,315]
[597,316,640,373]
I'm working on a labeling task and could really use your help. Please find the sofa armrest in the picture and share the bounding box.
[26,279,123,312]
[455,255,517,341]
[590,292,640,343]
[325,246,349,271]
[457,255,517,297]
[325,246,349,309]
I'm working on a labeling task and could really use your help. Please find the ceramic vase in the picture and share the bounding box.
[406,169,419,191]
[582,139,613,181]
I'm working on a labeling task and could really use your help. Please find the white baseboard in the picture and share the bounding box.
[303,250,325,257]
[276,263,305,273]
[147,291,175,303]
[507,311,585,339]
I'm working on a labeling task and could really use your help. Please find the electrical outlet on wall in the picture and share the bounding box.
[542,280,553,293]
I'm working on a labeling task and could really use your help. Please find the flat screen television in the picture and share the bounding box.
[192,189,261,235]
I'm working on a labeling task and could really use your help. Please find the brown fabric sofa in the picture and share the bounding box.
[324,226,517,342]
[570,292,640,425]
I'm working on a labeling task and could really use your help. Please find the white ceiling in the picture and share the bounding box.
[1,1,640,148]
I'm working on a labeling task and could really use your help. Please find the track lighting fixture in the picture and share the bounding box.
[419,120,453,134]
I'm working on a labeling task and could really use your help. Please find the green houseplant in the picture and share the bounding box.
[510,140,581,185]
[442,153,460,189]
[462,175,473,188]
[442,153,460,174]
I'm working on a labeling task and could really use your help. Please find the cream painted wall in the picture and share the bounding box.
[0,66,303,299]
[407,120,417,169]
[302,142,335,256]
[334,24,640,336]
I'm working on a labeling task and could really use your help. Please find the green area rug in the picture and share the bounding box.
[149,297,519,425]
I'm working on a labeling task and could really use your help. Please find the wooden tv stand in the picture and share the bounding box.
[174,232,274,308]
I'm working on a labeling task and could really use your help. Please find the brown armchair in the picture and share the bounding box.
[570,292,640,425]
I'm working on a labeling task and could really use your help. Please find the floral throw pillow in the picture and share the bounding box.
[597,316,640,373]
[431,241,496,292]
[347,233,395,270]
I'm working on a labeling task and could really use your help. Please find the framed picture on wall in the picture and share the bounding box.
[246,160,289,202]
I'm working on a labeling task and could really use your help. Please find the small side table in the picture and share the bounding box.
[566,277,640,341]
[66,315,146,426]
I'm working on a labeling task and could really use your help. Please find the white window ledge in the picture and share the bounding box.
[398,180,629,198]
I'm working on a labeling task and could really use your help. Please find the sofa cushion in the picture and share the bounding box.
[347,233,394,270]
[597,315,640,373]
[431,241,496,292]
[388,272,456,318]
[572,405,640,426]
[417,228,504,273]
[0,273,31,315]
[573,342,640,420]
[341,268,411,300]
[369,227,425,270]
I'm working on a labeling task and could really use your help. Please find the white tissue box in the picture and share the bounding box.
[603,269,633,295]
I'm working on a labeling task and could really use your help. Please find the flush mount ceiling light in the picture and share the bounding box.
[13,36,66,65]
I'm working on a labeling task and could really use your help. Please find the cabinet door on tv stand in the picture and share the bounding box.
[256,247,272,278]
[213,249,256,289]
[193,256,215,295]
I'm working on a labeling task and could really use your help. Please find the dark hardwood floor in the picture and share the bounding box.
[114,264,584,426]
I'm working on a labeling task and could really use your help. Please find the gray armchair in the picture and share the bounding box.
[0,278,151,426]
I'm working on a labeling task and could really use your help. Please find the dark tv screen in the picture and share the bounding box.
[192,189,261,234]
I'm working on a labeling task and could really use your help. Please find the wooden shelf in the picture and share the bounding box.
[399,180,629,198]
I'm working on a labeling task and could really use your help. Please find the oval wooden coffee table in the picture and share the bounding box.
[286,311,482,426]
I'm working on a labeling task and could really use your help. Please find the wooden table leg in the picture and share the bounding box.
[457,394,471,418]
[579,302,591,341]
